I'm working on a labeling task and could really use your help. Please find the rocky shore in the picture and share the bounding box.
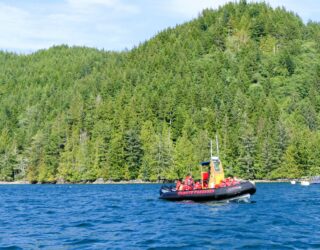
[0,178,156,185]
[0,180,30,184]
[253,179,294,183]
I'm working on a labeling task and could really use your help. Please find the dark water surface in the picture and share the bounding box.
[0,183,319,249]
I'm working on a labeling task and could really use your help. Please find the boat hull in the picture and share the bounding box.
[159,181,256,202]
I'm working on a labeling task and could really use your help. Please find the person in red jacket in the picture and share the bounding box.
[185,174,194,185]
[184,174,194,190]
[194,181,202,190]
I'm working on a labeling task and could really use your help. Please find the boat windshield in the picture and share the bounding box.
[213,161,220,171]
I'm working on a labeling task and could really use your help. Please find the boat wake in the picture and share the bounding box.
[205,194,255,206]
[226,194,252,203]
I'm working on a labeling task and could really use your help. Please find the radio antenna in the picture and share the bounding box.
[216,134,219,157]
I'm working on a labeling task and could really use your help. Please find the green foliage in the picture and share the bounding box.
[1,2,320,182]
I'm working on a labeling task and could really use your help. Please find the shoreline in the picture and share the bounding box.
[0,178,300,185]
[0,179,157,185]
[253,179,293,183]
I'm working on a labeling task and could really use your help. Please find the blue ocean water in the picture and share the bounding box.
[0,183,319,249]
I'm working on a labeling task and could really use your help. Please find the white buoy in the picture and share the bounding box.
[301,181,310,186]
[290,180,296,185]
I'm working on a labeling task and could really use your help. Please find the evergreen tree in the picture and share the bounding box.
[1,2,320,182]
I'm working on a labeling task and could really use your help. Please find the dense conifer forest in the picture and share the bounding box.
[1,1,320,183]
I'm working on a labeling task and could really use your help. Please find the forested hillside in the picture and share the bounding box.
[1,1,320,183]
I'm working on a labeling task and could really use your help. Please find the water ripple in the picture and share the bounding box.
[0,183,319,249]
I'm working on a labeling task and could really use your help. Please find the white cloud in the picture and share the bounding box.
[0,0,140,52]
[165,0,320,22]
[0,4,40,50]
[163,0,235,18]
[0,0,319,53]
[67,0,139,14]
[262,0,320,21]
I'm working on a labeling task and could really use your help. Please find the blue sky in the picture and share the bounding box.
[1,0,319,53]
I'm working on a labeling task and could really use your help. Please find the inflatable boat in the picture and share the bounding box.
[159,180,256,201]
[159,139,256,202]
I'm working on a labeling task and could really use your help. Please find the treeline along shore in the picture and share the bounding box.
[0,178,298,185]
[1,1,320,183]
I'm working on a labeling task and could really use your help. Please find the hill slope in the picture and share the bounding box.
[1,1,320,182]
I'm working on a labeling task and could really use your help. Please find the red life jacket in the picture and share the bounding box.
[185,177,190,186]
[185,176,194,186]
[194,182,202,190]
[225,178,231,186]
[183,185,193,191]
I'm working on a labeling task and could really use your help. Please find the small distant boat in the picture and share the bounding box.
[301,181,310,186]
[290,180,296,185]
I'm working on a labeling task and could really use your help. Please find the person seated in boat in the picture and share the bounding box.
[181,177,191,191]
[194,180,202,190]
[184,174,194,191]
[179,180,185,191]
[183,185,193,191]
[225,177,232,187]
[214,177,238,188]
[185,173,194,185]
[176,179,182,190]
[202,180,208,189]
